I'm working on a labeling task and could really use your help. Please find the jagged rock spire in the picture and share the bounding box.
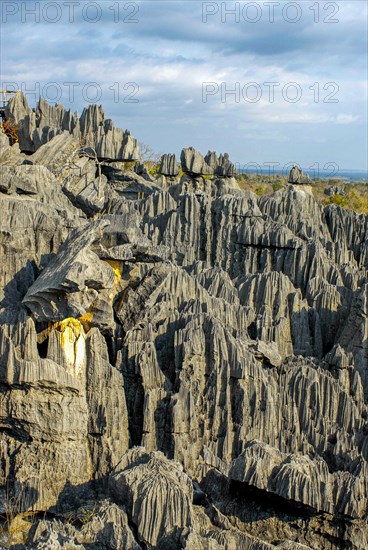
[5,91,139,160]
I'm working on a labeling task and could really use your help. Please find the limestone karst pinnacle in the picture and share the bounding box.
[5,91,139,160]
[0,95,367,550]
[288,164,312,184]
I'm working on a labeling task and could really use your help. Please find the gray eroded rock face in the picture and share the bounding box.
[0,319,129,512]
[135,161,153,182]
[218,153,237,177]
[229,440,368,518]
[181,147,237,177]
[288,165,311,184]
[84,108,139,161]
[25,132,111,216]
[26,500,141,549]
[181,147,213,175]
[160,153,179,176]
[23,220,116,324]
[324,185,346,197]
[5,91,139,160]
[110,448,194,547]
[1,99,368,550]
[0,128,24,166]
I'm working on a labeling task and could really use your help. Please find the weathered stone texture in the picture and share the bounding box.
[0,99,367,550]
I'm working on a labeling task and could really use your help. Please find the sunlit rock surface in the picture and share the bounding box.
[5,91,139,160]
[0,109,367,549]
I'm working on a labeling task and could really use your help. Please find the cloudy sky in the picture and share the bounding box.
[1,0,367,171]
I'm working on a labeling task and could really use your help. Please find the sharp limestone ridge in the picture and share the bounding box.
[0,92,367,550]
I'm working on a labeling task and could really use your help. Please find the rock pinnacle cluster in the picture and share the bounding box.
[0,92,367,549]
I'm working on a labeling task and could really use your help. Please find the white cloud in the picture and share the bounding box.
[0,0,366,168]
[335,114,360,125]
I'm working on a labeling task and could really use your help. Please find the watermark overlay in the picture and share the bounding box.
[7,161,345,181]
[236,162,340,179]
[2,81,140,104]
[202,82,339,103]
[202,2,340,24]
[1,1,139,23]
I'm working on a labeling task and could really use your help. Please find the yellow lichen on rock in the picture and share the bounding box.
[78,309,94,332]
[54,317,84,338]
[53,318,86,376]
[105,259,122,283]
[104,260,124,305]
[37,312,93,345]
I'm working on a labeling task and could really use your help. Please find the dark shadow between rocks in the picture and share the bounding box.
[0,260,38,313]
[0,480,39,515]
[49,477,109,515]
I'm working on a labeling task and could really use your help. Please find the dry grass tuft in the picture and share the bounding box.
[0,119,19,145]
